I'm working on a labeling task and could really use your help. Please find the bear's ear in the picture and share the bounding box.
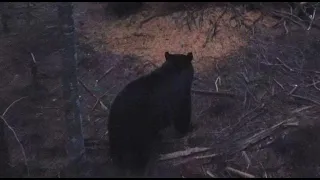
[186,52,193,62]
[165,52,170,60]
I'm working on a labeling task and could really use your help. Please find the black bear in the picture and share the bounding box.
[107,52,194,176]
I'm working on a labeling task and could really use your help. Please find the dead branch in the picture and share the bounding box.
[290,94,320,107]
[191,89,237,98]
[225,166,255,178]
[96,66,114,84]
[158,147,211,161]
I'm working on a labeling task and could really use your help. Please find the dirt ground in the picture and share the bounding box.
[1,2,320,178]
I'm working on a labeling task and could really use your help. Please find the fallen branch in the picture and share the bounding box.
[158,147,211,161]
[225,166,255,178]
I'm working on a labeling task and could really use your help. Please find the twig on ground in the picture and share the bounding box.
[288,84,298,95]
[291,105,314,114]
[241,73,249,83]
[78,79,110,112]
[215,76,221,92]
[276,57,294,72]
[30,52,36,63]
[2,96,28,117]
[172,153,219,166]
[283,20,289,34]
[0,116,29,176]
[258,161,268,178]
[78,79,97,99]
[225,166,255,178]
[312,79,320,92]
[307,3,318,30]
[96,66,114,84]
[1,96,30,176]
[273,79,285,90]
[90,86,115,113]
[242,151,251,170]
[206,170,217,178]
[158,147,211,161]
[243,91,247,106]
[290,94,320,107]
[191,89,237,98]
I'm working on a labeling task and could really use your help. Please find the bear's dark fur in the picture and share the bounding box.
[107,52,194,176]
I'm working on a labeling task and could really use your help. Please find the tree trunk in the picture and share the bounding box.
[57,2,85,164]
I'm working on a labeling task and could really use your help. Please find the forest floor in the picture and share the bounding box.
[1,2,320,178]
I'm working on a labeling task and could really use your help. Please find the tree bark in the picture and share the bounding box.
[57,2,85,163]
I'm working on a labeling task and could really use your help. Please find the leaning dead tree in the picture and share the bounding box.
[58,2,85,165]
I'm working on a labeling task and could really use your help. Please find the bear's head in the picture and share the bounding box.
[164,52,193,69]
